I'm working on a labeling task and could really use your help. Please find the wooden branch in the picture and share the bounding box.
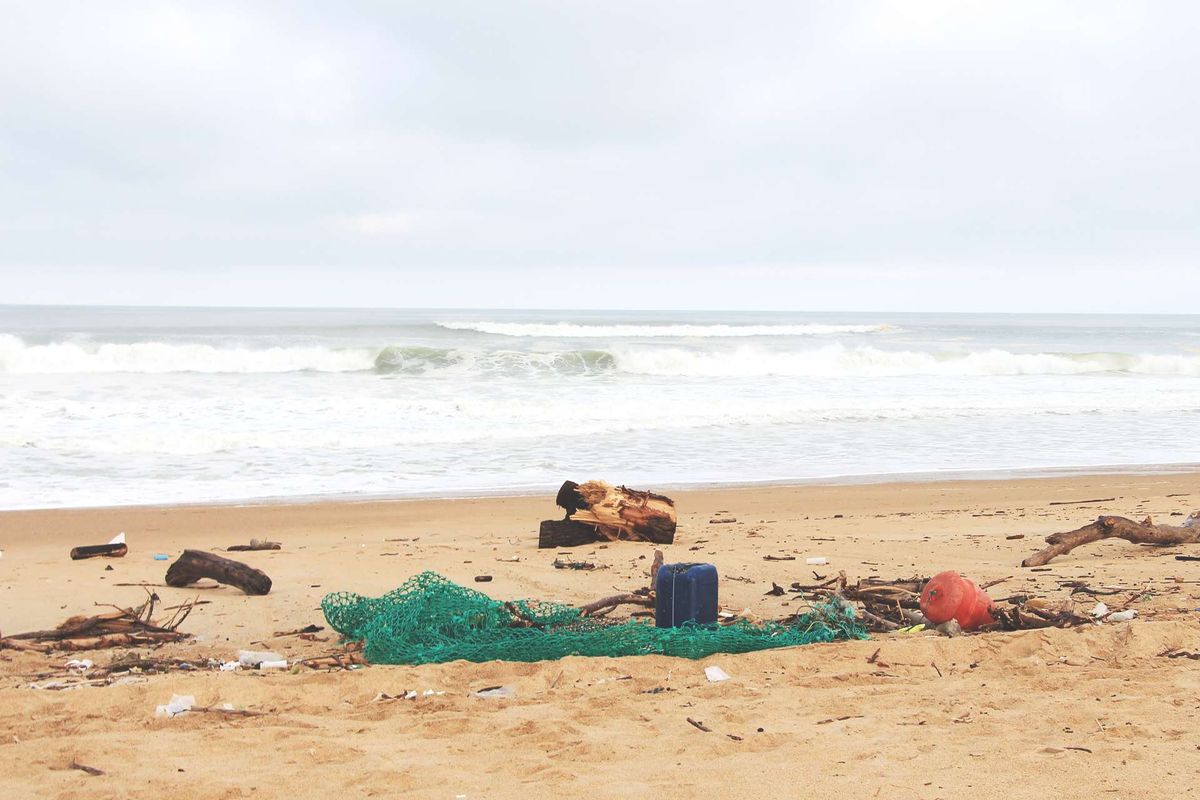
[578,593,655,617]
[227,539,281,552]
[1021,514,1200,567]
[165,549,272,595]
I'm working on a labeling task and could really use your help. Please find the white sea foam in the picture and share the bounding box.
[436,321,897,338]
[609,343,1200,378]
[0,335,377,374]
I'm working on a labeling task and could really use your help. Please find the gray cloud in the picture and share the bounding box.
[1,1,1198,309]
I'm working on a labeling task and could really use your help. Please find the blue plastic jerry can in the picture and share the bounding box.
[655,563,718,628]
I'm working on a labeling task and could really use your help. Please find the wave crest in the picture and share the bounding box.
[436,321,896,338]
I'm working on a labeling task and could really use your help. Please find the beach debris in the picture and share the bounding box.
[553,558,599,570]
[538,480,677,548]
[1107,609,1137,622]
[764,582,786,596]
[473,575,493,582]
[68,761,105,776]
[1021,512,1200,567]
[763,554,795,561]
[704,665,731,682]
[153,554,169,561]
[1048,497,1117,506]
[806,557,829,566]
[1160,649,1200,660]
[709,517,737,524]
[155,694,196,718]
[686,717,712,732]
[227,538,282,552]
[297,642,368,670]
[237,650,283,668]
[273,624,325,638]
[935,620,963,637]
[1090,602,1109,618]
[64,659,94,671]
[471,685,516,699]
[165,549,272,595]
[0,591,195,653]
[70,543,128,560]
[920,571,995,631]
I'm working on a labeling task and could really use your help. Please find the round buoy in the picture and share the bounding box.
[919,570,995,631]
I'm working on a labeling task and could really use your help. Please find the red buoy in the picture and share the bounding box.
[919,571,995,631]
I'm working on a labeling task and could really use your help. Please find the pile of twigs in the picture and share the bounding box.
[789,571,1102,633]
[0,591,195,653]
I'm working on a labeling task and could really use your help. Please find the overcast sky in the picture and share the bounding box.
[1,1,1198,311]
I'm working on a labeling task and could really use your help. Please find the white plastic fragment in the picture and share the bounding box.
[1107,609,1137,622]
[155,694,195,718]
[108,532,126,545]
[805,557,829,566]
[704,665,731,682]
[237,650,283,668]
[64,659,93,672]
[219,661,241,672]
[1091,602,1109,618]
[258,660,289,670]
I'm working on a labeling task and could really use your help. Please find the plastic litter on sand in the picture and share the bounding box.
[155,694,195,718]
[322,571,866,665]
[704,665,731,682]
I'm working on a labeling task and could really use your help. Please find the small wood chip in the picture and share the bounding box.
[686,717,711,732]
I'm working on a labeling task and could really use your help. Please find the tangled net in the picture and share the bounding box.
[321,571,867,665]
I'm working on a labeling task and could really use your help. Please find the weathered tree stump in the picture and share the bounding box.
[70,543,128,560]
[1021,514,1200,567]
[570,481,676,544]
[165,549,272,595]
[538,480,678,548]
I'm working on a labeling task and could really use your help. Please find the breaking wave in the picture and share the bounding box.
[436,321,897,338]
[3,334,1199,378]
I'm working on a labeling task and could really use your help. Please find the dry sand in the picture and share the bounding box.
[2,473,1199,799]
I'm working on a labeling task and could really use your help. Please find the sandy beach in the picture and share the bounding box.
[1,472,1198,799]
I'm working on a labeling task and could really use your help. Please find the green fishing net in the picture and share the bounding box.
[321,571,867,665]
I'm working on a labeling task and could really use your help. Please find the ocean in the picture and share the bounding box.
[1,306,1197,510]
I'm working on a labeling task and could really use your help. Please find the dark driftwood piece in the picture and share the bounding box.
[538,519,601,548]
[1021,514,1200,567]
[165,549,272,595]
[227,539,281,552]
[70,543,128,560]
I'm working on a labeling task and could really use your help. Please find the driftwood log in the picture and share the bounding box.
[70,543,128,560]
[538,480,677,548]
[227,539,281,552]
[1021,514,1200,567]
[165,549,272,595]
